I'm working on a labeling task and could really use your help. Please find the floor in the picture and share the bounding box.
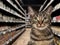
[12,28,31,45]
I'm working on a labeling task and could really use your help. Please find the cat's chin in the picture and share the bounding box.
[33,24,48,30]
[37,26,48,30]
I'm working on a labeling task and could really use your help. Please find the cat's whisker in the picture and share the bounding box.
[43,0,54,11]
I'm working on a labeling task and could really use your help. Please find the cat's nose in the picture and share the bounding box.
[39,21,42,25]
[37,21,44,27]
[37,24,44,27]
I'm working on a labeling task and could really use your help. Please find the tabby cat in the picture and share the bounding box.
[27,6,56,45]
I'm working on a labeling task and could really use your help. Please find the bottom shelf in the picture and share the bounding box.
[0,28,25,45]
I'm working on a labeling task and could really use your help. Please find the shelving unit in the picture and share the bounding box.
[0,24,26,34]
[0,20,25,23]
[15,0,25,14]
[0,0,27,45]
[3,28,25,45]
[6,0,25,15]
[0,6,25,19]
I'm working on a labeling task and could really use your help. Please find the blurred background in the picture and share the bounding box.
[0,0,60,45]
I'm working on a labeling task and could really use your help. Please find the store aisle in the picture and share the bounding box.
[12,28,31,45]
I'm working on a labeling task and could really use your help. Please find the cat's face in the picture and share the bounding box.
[28,6,53,30]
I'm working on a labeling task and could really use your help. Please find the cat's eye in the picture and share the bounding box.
[44,17,47,19]
[34,18,36,20]
[35,17,37,19]
[33,18,37,21]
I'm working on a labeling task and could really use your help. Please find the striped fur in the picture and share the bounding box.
[27,6,56,45]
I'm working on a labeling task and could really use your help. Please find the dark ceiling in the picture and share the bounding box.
[20,0,60,16]
[21,0,46,10]
[22,0,45,5]
[20,0,50,11]
[20,0,60,7]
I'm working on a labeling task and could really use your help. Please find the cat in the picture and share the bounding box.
[27,6,56,45]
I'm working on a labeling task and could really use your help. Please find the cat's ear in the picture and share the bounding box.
[46,6,53,15]
[28,6,35,17]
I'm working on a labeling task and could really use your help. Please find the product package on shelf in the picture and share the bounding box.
[10,9,15,14]
[0,1,3,8]
[8,16,12,21]
[8,15,13,21]
[0,32,11,45]
[6,6,10,12]
[13,17,16,21]
[0,13,3,20]
[10,31,16,37]
[3,4,7,10]
[10,17,14,21]
[2,15,8,21]
[0,25,10,31]
[0,34,5,45]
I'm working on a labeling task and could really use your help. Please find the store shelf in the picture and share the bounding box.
[6,0,25,16]
[0,19,25,23]
[3,28,25,45]
[15,0,25,14]
[0,7,25,19]
[52,16,60,23]
[0,0,26,45]
[0,24,26,35]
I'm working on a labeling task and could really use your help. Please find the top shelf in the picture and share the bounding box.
[0,7,25,19]
[6,0,25,16]
[15,0,25,13]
